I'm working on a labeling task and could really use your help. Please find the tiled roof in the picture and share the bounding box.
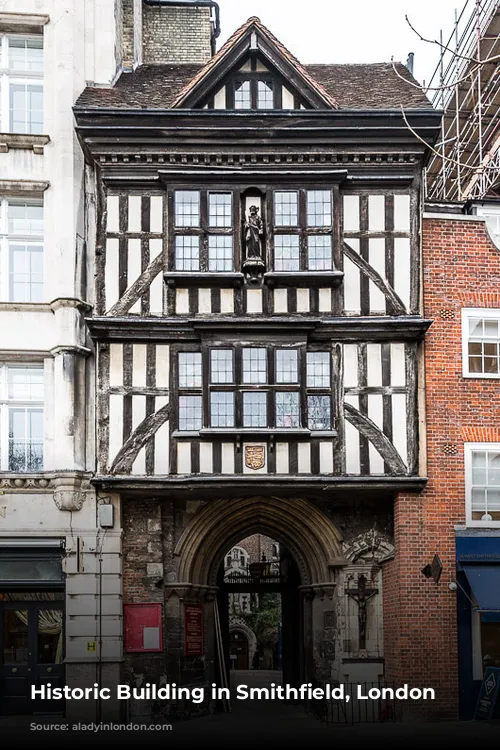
[169,16,338,108]
[74,16,432,112]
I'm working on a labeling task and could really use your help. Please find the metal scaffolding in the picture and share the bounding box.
[425,0,500,201]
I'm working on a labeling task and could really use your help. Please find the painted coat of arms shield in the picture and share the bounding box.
[245,445,265,470]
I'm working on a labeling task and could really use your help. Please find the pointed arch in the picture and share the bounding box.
[174,496,346,587]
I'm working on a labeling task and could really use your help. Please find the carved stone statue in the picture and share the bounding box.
[244,205,264,260]
[242,205,265,284]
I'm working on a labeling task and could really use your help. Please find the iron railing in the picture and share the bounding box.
[306,680,397,725]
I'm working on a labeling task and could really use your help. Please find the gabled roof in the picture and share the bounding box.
[170,16,339,109]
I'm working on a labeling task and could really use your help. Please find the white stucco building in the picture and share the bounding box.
[0,0,122,721]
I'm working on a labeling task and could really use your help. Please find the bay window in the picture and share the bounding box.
[176,346,333,433]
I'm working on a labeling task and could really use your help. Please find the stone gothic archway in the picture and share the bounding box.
[173,496,347,591]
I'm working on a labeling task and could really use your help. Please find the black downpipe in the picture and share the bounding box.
[143,0,221,55]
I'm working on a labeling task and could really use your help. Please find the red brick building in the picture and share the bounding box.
[384,203,500,719]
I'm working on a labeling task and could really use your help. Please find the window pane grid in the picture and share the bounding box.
[208,235,233,271]
[308,395,331,430]
[308,236,333,271]
[307,352,330,387]
[178,353,202,388]
[307,190,332,227]
[8,202,43,236]
[9,243,43,302]
[243,349,267,384]
[468,317,500,375]
[210,392,235,428]
[275,192,298,227]
[274,235,300,271]
[208,193,232,228]
[234,81,251,109]
[211,350,234,384]
[175,236,200,271]
[276,349,298,383]
[243,392,267,427]
[275,392,300,428]
[471,450,500,521]
[7,366,44,401]
[174,191,200,227]
[178,396,202,431]
[8,37,43,74]
[257,81,274,109]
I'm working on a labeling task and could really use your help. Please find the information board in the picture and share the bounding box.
[184,604,204,656]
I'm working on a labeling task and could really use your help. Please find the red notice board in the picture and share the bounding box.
[184,604,204,656]
[124,603,163,653]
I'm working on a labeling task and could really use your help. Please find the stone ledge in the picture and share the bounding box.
[0,13,50,34]
[0,134,50,154]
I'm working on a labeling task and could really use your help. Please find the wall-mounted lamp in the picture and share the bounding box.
[421,553,443,583]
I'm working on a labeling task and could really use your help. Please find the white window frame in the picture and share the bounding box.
[0,363,44,472]
[462,308,500,379]
[464,442,500,528]
[0,33,44,135]
[0,196,44,302]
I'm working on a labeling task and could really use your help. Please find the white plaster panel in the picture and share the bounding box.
[392,393,408,468]
[319,441,334,474]
[394,237,411,311]
[64,554,122,576]
[154,396,170,475]
[109,344,123,387]
[246,289,262,313]
[343,196,360,231]
[155,346,170,388]
[276,442,289,474]
[106,195,119,233]
[345,395,360,474]
[109,395,123,468]
[127,239,142,313]
[282,87,294,109]
[149,270,163,316]
[128,196,142,232]
[221,443,235,474]
[368,394,384,474]
[177,442,191,474]
[220,289,234,313]
[132,344,147,387]
[366,344,382,387]
[198,288,211,314]
[176,289,190,314]
[105,238,120,312]
[132,395,146,474]
[368,195,385,231]
[199,442,213,473]
[296,288,310,313]
[318,288,332,313]
[274,288,288,313]
[150,196,163,233]
[214,87,226,108]
[0,494,95,532]
[368,238,386,313]
[394,195,411,232]
[298,443,311,474]
[343,344,358,388]
[343,244,360,314]
[390,343,406,386]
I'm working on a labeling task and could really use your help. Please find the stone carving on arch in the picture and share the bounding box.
[173,496,347,589]
[342,530,395,566]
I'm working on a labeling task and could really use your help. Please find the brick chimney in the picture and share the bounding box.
[121,0,215,69]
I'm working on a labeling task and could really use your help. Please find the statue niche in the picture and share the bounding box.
[242,204,266,284]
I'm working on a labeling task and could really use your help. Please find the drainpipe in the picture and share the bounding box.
[143,0,221,55]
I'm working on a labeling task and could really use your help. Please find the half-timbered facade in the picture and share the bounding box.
[75,8,441,719]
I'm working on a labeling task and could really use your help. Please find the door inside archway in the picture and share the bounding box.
[229,630,249,670]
